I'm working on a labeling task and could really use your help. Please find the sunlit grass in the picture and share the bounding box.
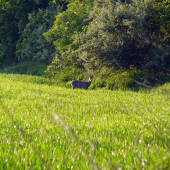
[0,73,170,169]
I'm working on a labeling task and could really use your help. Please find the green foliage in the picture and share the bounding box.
[73,0,170,71]
[16,4,61,64]
[88,68,140,90]
[44,0,94,69]
[45,63,170,90]
[1,0,170,90]
[44,0,94,51]
[0,73,170,169]
[0,1,19,65]
[1,62,47,76]
[45,63,88,82]
[0,0,53,66]
[45,0,170,79]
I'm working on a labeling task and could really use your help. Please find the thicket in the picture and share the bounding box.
[44,0,170,89]
[0,0,170,89]
[0,0,67,66]
[16,4,62,64]
[0,0,53,66]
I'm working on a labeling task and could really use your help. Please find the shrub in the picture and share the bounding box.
[45,64,88,83]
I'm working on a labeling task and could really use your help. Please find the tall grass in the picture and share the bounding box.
[0,73,170,169]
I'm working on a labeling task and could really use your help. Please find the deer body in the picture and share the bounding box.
[71,76,93,89]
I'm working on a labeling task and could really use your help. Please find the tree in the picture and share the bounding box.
[44,0,94,70]
[16,4,62,64]
[69,0,170,72]
[0,1,19,66]
[0,0,52,66]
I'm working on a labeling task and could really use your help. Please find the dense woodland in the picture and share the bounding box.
[0,0,170,89]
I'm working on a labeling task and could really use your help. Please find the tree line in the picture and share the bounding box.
[0,0,170,89]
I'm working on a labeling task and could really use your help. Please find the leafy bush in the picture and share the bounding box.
[46,64,88,82]
[88,69,135,90]
[88,68,170,90]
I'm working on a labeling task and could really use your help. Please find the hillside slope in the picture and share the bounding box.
[0,74,170,169]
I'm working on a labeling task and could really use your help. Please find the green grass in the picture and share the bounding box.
[0,62,47,76]
[0,73,170,169]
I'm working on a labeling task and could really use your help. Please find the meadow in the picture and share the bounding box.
[0,73,170,170]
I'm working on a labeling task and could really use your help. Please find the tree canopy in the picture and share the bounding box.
[0,0,66,66]
[45,0,170,73]
[16,4,62,64]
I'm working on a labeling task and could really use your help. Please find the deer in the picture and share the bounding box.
[71,76,93,89]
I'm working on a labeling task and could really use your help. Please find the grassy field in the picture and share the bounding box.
[0,73,170,170]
